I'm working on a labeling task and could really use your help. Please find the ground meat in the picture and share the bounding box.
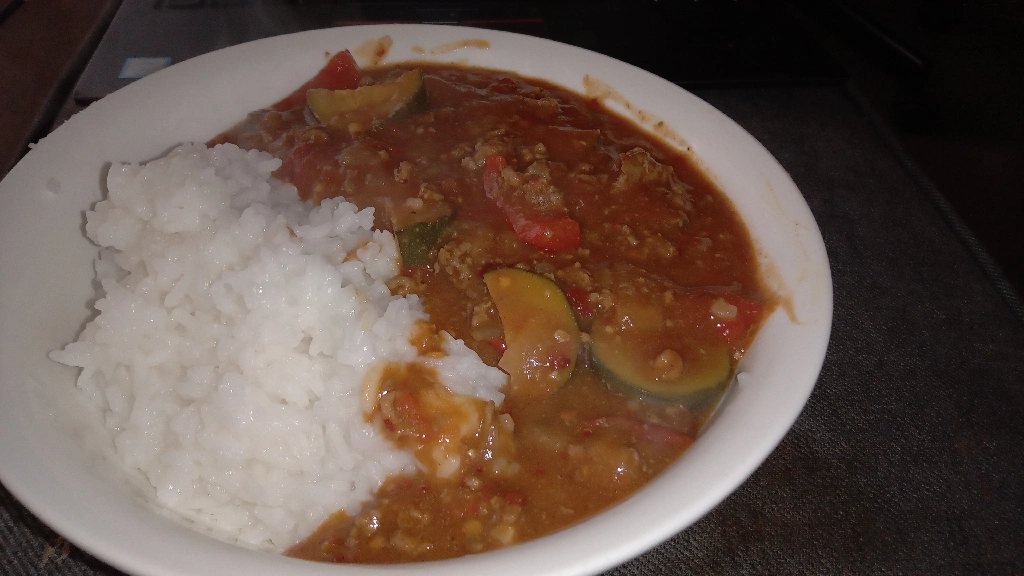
[612,148,693,211]
[215,62,769,564]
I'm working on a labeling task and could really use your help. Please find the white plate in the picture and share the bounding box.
[0,24,832,576]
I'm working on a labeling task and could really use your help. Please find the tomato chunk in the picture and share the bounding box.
[713,292,765,347]
[482,153,507,192]
[272,50,362,112]
[275,142,343,203]
[564,286,594,319]
[482,154,581,251]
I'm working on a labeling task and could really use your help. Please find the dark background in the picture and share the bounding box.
[801,0,1024,295]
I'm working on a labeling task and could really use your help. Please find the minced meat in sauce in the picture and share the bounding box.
[211,50,772,563]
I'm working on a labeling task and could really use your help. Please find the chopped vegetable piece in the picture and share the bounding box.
[395,216,451,267]
[565,285,595,319]
[481,154,507,193]
[273,50,362,112]
[590,299,732,399]
[484,268,582,396]
[307,69,427,133]
[514,217,582,251]
[713,291,765,348]
[482,154,582,251]
[489,337,507,353]
[582,416,696,449]
[275,142,342,204]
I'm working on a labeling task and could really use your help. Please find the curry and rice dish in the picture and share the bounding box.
[52,49,772,563]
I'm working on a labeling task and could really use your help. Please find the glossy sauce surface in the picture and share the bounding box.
[214,61,770,562]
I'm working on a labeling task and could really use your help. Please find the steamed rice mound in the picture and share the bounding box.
[49,143,506,549]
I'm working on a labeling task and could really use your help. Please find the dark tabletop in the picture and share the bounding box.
[3,82,1022,575]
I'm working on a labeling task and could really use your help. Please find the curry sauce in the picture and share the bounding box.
[212,53,771,562]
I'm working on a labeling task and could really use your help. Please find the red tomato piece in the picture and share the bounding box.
[584,416,695,449]
[714,292,765,346]
[488,337,507,353]
[481,154,581,251]
[276,142,343,202]
[512,217,581,251]
[272,50,362,112]
[482,154,507,192]
[565,286,595,319]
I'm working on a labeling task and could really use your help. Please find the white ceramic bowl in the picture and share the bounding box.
[0,24,832,576]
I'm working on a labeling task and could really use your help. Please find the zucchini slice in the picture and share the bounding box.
[307,69,427,132]
[589,301,732,399]
[484,268,581,396]
[396,216,451,267]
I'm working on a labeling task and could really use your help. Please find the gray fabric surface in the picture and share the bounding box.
[604,85,1024,575]
[3,84,1022,575]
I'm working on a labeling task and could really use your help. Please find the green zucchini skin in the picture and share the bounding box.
[588,314,733,402]
[396,216,451,267]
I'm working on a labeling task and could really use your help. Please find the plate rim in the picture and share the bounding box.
[0,23,833,576]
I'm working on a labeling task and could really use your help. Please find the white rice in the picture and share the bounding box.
[49,143,506,550]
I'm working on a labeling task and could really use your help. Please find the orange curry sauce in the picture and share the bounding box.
[212,55,771,563]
